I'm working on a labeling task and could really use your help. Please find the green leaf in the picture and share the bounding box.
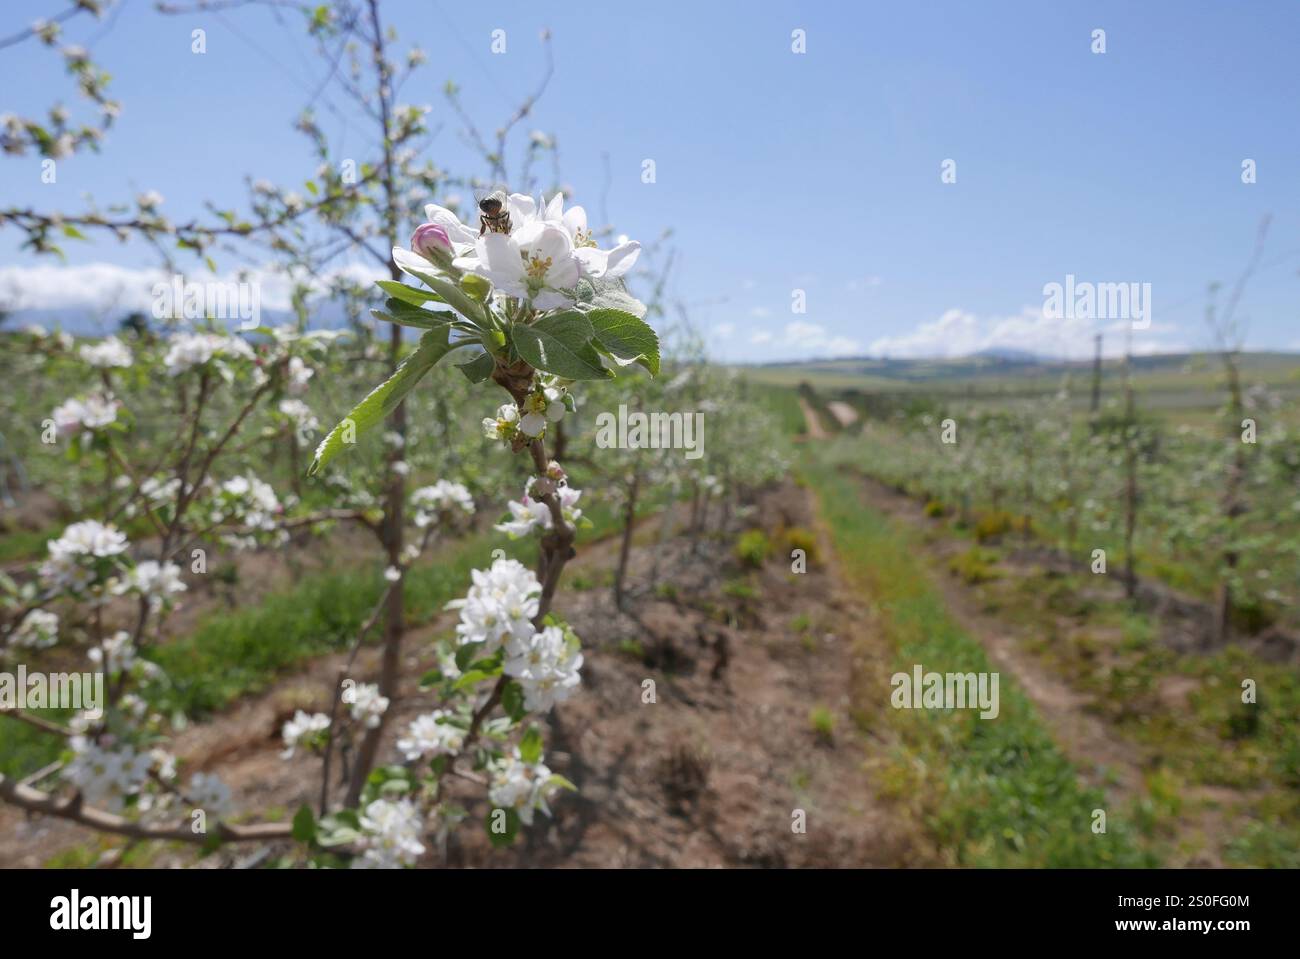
[377,279,442,307]
[510,311,610,381]
[575,276,648,319]
[546,773,578,792]
[292,803,316,843]
[519,725,543,764]
[501,680,526,722]
[391,249,487,328]
[455,348,495,384]
[453,643,478,673]
[309,327,454,474]
[62,224,86,240]
[371,298,456,331]
[452,669,492,691]
[586,308,660,376]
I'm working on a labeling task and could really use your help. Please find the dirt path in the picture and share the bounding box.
[851,476,1147,802]
[798,396,829,440]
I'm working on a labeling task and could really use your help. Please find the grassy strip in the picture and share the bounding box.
[802,455,1156,867]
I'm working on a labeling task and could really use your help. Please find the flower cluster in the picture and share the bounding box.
[488,748,559,826]
[280,710,330,758]
[405,192,640,310]
[446,557,540,655]
[354,798,426,869]
[163,332,255,377]
[396,710,465,761]
[409,480,475,529]
[4,609,59,652]
[348,682,389,729]
[63,740,154,811]
[446,556,583,717]
[78,335,133,369]
[495,475,583,539]
[503,624,583,712]
[39,519,129,592]
[112,559,187,611]
[187,772,233,817]
[51,393,119,437]
[211,475,282,534]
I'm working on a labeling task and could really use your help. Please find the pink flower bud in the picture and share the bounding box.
[410,223,452,261]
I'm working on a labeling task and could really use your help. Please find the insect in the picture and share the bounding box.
[476,188,511,236]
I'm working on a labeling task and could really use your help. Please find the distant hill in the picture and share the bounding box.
[740,351,1300,391]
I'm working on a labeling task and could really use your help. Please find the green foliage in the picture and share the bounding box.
[735,529,772,568]
[509,311,610,381]
[949,547,1001,585]
[310,327,456,473]
[809,706,836,743]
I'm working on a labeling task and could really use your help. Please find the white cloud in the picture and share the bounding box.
[0,260,386,315]
[868,306,1182,360]
[749,330,773,345]
[749,306,771,318]
[711,322,736,338]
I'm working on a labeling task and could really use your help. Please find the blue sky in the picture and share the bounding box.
[2,0,1298,360]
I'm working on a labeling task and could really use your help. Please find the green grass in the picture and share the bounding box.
[802,455,1156,867]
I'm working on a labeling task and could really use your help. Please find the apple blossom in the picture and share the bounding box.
[396,710,465,761]
[349,682,390,729]
[354,798,425,869]
[78,335,133,368]
[281,710,331,758]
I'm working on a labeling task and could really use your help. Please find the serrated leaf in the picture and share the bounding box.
[309,327,453,474]
[576,276,648,319]
[510,311,610,381]
[586,308,660,376]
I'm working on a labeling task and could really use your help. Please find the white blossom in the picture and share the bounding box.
[410,480,474,528]
[354,798,425,869]
[78,335,133,368]
[488,749,556,826]
[187,772,233,816]
[51,393,119,436]
[280,710,330,758]
[445,557,540,654]
[503,624,583,713]
[396,710,465,761]
[6,609,58,650]
[349,683,389,729]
